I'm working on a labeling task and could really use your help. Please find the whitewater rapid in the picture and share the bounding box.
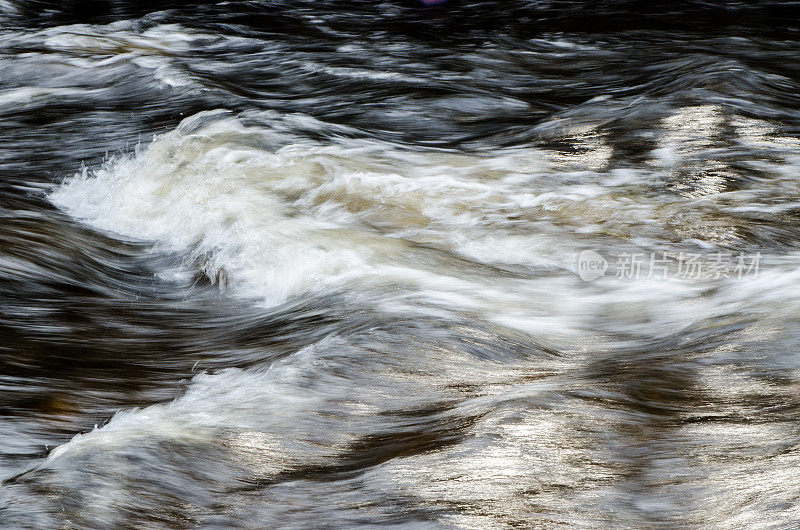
[5,7,800,526]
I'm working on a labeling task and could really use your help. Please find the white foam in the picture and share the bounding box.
[50,110,800,343]
[43,340,351,473]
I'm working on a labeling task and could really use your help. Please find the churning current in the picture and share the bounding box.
[2,1,800,527]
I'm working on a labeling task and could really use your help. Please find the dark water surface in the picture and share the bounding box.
[2,1,800,527]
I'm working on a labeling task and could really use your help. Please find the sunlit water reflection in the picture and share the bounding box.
[2,1,800,527]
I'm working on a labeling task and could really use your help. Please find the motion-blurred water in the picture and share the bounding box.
[2,1,800,527]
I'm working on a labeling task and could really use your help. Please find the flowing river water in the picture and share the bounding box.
[2,1,800,527]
